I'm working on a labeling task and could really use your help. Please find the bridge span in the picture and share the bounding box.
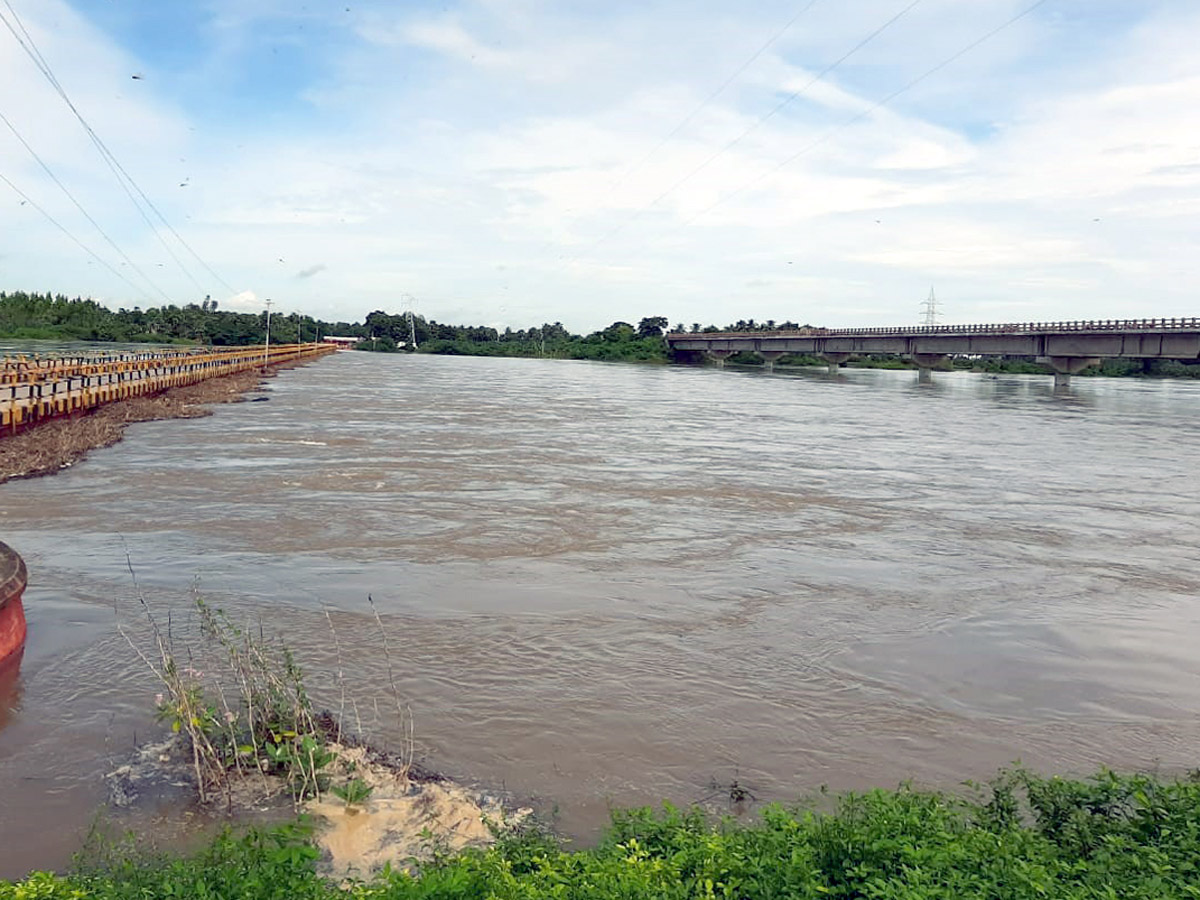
[666,318,1200,387]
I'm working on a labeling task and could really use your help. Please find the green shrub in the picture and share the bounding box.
[6,769,1200,898]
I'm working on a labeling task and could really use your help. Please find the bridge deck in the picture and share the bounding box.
[667,318,1200,363]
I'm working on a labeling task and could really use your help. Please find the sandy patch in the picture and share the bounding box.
[306,743,528,878]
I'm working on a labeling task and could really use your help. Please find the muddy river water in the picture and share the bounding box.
[2,352,1199,877]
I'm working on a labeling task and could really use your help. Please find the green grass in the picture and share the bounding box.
[4,768,1200,898]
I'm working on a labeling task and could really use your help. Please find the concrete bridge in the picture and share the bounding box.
[666,318,1200,387]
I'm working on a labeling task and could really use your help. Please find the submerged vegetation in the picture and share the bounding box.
[5,768,1200,898]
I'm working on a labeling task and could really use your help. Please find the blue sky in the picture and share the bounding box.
[1,0,1198,330]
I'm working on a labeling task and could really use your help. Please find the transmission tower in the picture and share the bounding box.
[398,293,418,349]
[920,287,940,327]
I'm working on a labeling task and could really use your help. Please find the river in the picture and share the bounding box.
[2,351,1199,878]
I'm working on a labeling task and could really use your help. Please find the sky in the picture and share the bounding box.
[1,0,1197,332]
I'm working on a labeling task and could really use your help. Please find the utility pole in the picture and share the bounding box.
[263,298,273,367]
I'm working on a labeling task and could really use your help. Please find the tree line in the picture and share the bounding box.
[0,292,766,363]
[357,311,679,361]
[0,293,684,362]
[0,291,363,346]
[5,292,1198,377]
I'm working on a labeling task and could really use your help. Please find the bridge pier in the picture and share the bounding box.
[822,352,851,374]
[707,350,733,368]
[1039,356,1101,390]
[911,353,947,385]
[759,351,784,372]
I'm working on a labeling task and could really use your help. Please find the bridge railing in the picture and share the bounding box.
[0,344,326,384]
[667,317,1200,340]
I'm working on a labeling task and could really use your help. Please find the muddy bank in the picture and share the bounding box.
[0,364,300,484]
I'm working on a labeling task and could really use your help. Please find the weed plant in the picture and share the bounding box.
[124,590,335,805]
[119,576,410,809]
[330,778,374,808]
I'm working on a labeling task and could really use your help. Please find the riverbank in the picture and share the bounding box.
[373,339,1200,378]
[5,766,1198,898]
[0,364,297,484]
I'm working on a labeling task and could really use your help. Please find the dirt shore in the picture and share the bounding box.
[0,365,294,485]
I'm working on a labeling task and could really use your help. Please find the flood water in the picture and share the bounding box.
[2,352,1200,878]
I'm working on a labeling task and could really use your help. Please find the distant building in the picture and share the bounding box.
[322,335,362,349]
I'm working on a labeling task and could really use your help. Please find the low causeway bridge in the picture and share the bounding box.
[666,318,1200,387]
[1,342,335,433]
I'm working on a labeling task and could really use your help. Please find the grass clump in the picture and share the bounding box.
[120,580,411,810]
[6,767,1200,898]
[128,592,338,805]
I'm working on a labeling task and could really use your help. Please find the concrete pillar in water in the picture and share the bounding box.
[707,349,733,368]
[1039,356,1101,391]
[911,353,947,385]
[759,351,784,372]
[822,352,851,374]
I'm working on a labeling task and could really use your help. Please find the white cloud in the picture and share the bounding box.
[221,290,261,310]
[2,0,1198,330]
[393,19,515,68]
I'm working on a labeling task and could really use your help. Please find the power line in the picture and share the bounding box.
[0,0,237,297]
[0,3,201,296]
[643,0,923,208]
[0,107,170,304]
[673,0,1052,231]
[606,0,825,195]
[0,169,160,298]
[568,0,924,259]
[516,0,829,293]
